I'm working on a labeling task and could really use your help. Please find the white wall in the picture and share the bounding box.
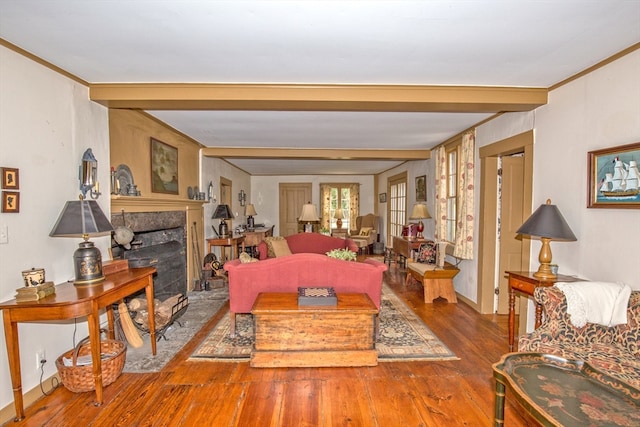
[0,46,110,414]
[251,175,375,236]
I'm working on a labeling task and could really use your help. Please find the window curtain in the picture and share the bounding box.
[320,184,332,230]
[453,131,475,259]
[319,183,359,231]
[434,146,448,243]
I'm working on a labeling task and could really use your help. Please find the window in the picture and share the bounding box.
[329,185,351,229]
[446,147,458,243]
[388,172,407,240]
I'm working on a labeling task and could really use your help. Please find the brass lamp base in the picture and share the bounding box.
[532,263,557,281]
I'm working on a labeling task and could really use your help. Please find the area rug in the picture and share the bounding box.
[190,284,458,362]
[122,285,229,373]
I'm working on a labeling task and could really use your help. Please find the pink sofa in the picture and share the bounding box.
[256,232,358,260]
[223,252,387,336]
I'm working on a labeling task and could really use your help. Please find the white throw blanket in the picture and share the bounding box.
[555,281,631,328]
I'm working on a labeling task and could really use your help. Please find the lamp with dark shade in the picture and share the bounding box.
[245,203,257,230]
[410,203,431,239]
[516,199,577,280]
[212,204,234,237]
[299,203,319,233]
[50,197,114,286]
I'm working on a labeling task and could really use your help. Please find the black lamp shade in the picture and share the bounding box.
[212,204,234,237]
[516,201,576,241]
[50,199,114,286]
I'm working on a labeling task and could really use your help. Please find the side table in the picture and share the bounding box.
[506,271,582,351]
[0,267,157,421]
[331,229,348,239]
[207,235,245,261]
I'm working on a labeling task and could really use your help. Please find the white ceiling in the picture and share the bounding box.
[1,1,639,175]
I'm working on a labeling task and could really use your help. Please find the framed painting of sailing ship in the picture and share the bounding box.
[587,142,640,209]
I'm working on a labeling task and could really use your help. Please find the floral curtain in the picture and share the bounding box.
[320,184,332,230]
[453,131,475,259]
[347,183,360,230]
[434,145,448,243]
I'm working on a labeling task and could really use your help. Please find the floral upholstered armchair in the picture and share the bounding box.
[350,213,378,253]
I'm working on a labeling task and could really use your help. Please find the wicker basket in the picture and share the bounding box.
[55,336,126,393]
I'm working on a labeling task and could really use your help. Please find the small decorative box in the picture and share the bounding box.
[297,287,337,306]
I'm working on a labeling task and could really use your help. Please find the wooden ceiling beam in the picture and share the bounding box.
[201,147,430,160]
[90,83,547,112]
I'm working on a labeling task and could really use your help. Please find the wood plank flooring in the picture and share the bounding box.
[4,260,533,426]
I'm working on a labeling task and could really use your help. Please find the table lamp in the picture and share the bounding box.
[50,197,114,286]
[409,203,431,239]
[212,204,234,237]
[516,199,577,280]
[299,203,319,233]
[245,203,257,230]
[333,208,344,229]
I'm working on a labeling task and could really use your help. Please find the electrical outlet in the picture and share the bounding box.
[0,224,8,244]
[36,350,46,370]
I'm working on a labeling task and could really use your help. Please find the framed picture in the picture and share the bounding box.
[2,191,20,213]
[415,175,426,202]
[1,167,19,189]
[587,142,640,209]
[379,193,387,203]
[151,138,179,194]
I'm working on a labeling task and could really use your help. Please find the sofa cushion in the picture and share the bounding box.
[239,252,259,263]
[264,236,286,258]
[271,239,292,257]
[416,241,437,264]
[359,227,373,236]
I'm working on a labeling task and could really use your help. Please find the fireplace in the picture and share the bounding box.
[111,211,187,301]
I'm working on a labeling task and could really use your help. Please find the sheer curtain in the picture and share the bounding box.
[454,131,475,259]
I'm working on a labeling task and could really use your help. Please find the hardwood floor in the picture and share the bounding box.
[4,261,532,426]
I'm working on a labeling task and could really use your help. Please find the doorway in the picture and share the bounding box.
[279,183,312,236]
[477,130,533,317]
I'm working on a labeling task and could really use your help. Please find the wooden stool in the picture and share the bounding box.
[405,261,460,303]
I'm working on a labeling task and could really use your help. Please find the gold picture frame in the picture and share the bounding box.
[1,167,19,189]
[587,142,640,209]
[151,138,179,195]
[2,191,20,213]
[415,175,426,202]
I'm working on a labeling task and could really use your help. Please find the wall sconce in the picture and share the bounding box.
[238,189,246,206]
[79,148,101,199]
[208,181,216,203]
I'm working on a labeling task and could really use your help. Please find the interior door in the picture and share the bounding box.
[497,155,525,313]
[279,183,312,236]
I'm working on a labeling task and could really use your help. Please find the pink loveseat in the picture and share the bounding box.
[223,242,387,336]
[256,232,358,260]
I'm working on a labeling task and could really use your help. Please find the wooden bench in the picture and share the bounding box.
[405,261,460,303]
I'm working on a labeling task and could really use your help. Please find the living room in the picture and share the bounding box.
[1,2,639,424]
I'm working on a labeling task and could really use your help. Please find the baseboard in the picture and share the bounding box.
[0,372,60,424]
[456,293,480,311]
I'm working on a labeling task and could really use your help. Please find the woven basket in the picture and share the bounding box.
[55,336,126,393]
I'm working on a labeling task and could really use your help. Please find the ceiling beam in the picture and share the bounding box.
[90,83,547,112]
[202,147,430,160]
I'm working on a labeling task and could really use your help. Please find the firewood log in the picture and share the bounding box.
[118,302,143,348]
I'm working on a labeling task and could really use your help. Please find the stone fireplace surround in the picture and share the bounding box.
[110,210,187,301]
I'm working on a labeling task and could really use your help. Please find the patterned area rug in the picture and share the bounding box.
[190,284,458,362]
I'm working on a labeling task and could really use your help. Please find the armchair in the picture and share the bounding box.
[350,213,379,253]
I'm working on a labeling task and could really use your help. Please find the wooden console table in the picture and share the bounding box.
[506,271,582,351]
[0,267,157,421]
[392,236,431,266]
[251,292,378,368]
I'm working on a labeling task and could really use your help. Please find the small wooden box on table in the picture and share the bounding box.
[251,292,378,368]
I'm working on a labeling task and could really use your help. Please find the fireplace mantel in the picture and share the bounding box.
[111,195,207,212]
[111,195,206,292]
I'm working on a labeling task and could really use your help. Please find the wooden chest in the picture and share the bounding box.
[251,292,378,368]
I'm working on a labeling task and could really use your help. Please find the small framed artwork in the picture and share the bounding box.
[415,175,426,202]
[587,142,640,209]
[379,193,387,203]
[1,167,19,189]
[2,191,20,213]
[151,138,179,195]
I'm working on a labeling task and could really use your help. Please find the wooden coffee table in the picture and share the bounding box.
[251,292,378,368]
[493,352,640,427]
